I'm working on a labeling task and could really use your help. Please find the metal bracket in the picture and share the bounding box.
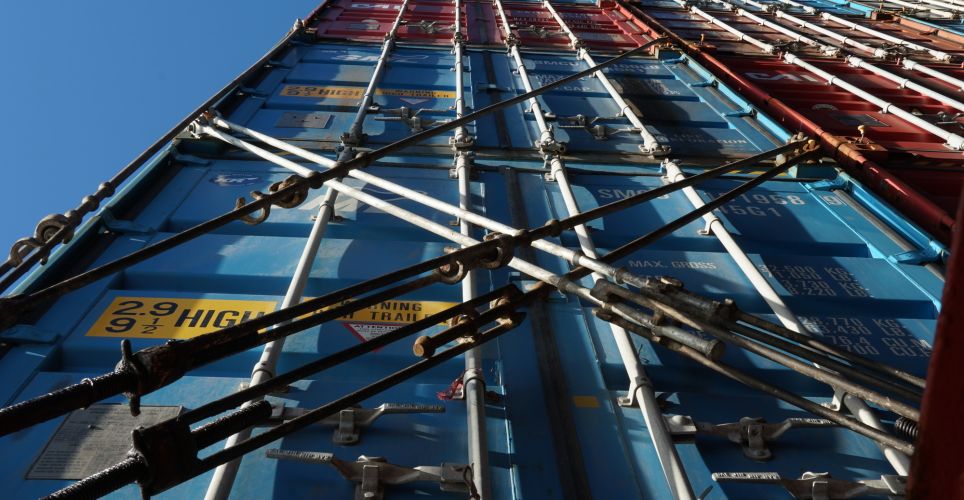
[265,451,470,500]
[805,177,850,193]
[99,208,156,236]
[374,107,446,133]
[0,324,61,345]
[712,471,906,499]
[555,114,638,140]
[408,20,453,34]
[888,240,944,265]
[722,107,756,118]
[617,374,650,407]
[267,403,445,445]
[665,415,838,461]
[516,25,564,39]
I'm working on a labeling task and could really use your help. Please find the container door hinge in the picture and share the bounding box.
[888,241,944,265]
[265,451,471,500]
[805,177,850,192]
[723,108,756,118]
[374,107,446,133]
[664,415,838,461]
[266,59,294,69]
[265,403,444,445]
[99,209,155,236]
[688,79,718,88]
[170,152,211,166]
[617,373,651,407]
[711,471,906,499]
[0,324,61,345]
[238,86,269,98]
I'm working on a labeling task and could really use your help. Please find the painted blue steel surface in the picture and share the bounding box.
[0,27,947,500]
[227,43,789,159]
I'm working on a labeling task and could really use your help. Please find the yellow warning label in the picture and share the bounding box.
[281,85,455,99]
[316,299,459,325]
[86,297,277,340]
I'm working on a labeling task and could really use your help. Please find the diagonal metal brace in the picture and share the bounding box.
[665,415,838,461]
[711,471,906,499]
[266,450,469,500]
[267,402,445,445]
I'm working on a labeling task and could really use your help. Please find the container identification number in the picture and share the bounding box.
[86,297,277,340]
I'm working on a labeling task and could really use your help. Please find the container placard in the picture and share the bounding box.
[326,299,458,342]
[280,85,455,99]
[86,297,277,339]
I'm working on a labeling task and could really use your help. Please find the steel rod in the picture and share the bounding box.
[0,41,664,329]
[596,310,915,455]
[451,0,489,493]
[203,187,339,500]
[181,286,518,425]
[345,0,410,145]
[211,119,810,312]
[733,310,927,389]
[0,241,502,435]
[662,151,918,470]
[616,286,922,421]
[542,0,667,154]
[677,0,964,150]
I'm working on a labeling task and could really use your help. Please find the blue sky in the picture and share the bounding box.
[0,1,319,262]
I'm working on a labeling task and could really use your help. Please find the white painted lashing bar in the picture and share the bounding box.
[770,9,885,57]
[903,59,964,93]
[541,0,668,154]
[451,0,491,496]
[203,187,339,500]
[676,0,964,151]
[345,0,412,145]
[818,12,953,62]
[662,162,912,476]
[783,53,964,150]
[709,2,964,111]
[847,56,964,112]
[662,2,919,473]
[550,159,696,500]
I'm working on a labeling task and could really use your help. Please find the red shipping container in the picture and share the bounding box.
[311,0,654,50]
[620,0,964,242]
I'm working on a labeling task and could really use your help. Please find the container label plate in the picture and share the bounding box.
[27,405,181,480]
[86,297,277,339]
[85,296,457,342]
[332,299,458,342]
[280,85,455,100]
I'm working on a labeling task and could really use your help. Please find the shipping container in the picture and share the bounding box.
[624,0,964,244]
[0,1,948,499]
[310,0,654,50]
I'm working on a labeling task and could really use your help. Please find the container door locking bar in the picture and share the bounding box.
[265,450,470,500]
[665,415,838,461]
[265,403,444,445]
[373,107,449,133]
[712,471,906,499]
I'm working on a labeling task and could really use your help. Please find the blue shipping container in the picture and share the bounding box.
[0,13,944,500]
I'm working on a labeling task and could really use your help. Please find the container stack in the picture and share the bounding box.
[0,0,954,499]
[623,0,964,242]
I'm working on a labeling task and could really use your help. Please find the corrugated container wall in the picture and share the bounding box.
[621,0,964,244]
[0,0,949,499]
